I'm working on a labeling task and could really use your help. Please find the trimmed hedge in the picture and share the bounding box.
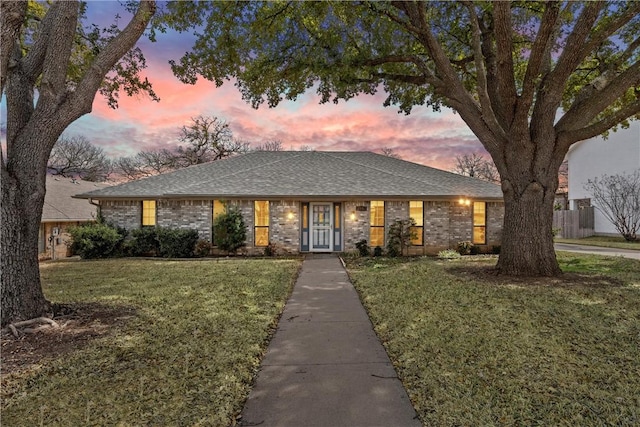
[68,223,126,259]
[69,223,200,259]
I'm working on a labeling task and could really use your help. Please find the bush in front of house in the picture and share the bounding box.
[68,222,127,259]
[438,249,461,259]
[194,240,213,257]
[156,228,199,258]
[386,218,417,257]
[213,207,247,254]
[355,239,370,257]
[128,227,161,256]
[457,240,473,255]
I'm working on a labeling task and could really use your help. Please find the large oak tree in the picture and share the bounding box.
[163,1,640,276]
[1,1,157,326]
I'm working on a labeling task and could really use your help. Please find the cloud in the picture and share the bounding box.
[66,3,485,170]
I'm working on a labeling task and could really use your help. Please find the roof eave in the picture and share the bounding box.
[83,193,504,201]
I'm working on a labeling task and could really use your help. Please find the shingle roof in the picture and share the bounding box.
[75,151,503,200]
[44,176,110,222]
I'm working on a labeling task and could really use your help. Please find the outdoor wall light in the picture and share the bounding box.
[458,198,471,206]
[350,212,357,221]
[287,211,294,220]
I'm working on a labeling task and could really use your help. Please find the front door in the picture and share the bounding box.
[310,203,333,251]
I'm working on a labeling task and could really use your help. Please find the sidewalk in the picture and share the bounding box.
[240,255,421,427]
[555,243,640,260]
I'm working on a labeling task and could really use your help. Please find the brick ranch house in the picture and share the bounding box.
[75,151,504,255]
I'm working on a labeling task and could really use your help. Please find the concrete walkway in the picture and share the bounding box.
[240,255,421,427]
[555,243,640,260]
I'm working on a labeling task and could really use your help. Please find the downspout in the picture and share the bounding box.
[89,198,101,222]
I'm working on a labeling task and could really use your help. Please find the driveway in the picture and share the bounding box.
[554,243,640,260]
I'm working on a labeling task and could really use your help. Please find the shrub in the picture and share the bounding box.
[264,242,277,257]
[214,207,247,254]
[355,239,370,257]
[470,245,481,255]
[156,228,199,258]
[457,240,473,255]
[386,219,417,257]
[129,227,160,256]
[68,222,125,259]
[194,239,213,257]
[491,245,501,254]
[438,249,461,259]
[373,246,383,257]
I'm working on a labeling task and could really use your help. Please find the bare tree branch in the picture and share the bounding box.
[585,170,640,241]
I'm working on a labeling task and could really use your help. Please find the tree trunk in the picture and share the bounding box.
[495,178,562,276]
[1,168,50,326]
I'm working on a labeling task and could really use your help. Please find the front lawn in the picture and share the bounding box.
[346,254,640,426]
[1,258,301,426]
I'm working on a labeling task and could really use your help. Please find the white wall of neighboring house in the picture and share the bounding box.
[567,121,640,235]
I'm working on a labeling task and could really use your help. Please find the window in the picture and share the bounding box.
[473,202,486,244]
[302,204,308,229]
[254,201,269,247]
[142,200,156,226]
[370,201,385,247]
[212,200,226,244]
[410,201,423,245]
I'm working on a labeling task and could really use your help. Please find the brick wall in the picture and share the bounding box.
[270,200,300,254]
[487,202,504,247]
[100,200,141,230]
[98,198,504,255]
[157,200,211,240]
[343,201,369,251]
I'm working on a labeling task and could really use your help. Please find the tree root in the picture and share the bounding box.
[3,317,60,338]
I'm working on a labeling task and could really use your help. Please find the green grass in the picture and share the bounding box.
[2,258,301,426]
[556,235,640,251]
[346,255,640,426]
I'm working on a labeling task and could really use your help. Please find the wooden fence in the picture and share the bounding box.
[553,207,595,239]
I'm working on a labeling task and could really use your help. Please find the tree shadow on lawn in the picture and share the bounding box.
[1,302,136,396]
[445,263,627,289]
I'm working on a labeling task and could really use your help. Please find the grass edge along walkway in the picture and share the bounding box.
[1,258,302,427]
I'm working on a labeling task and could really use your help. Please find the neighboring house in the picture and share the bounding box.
[567,121,640,236]
[75,151,504,255]
[40,176,110,259]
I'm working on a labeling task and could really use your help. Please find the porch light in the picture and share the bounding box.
[287,211,294,220]
[458,198,471,206]
[350,212,356,221]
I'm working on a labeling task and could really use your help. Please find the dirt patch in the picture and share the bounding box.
[1,303,136,378]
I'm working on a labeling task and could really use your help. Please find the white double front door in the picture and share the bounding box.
[310,203,333,252]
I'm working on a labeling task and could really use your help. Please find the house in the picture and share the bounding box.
[40,176,110,259]
[567,121,640,236]
[75,151,504,255]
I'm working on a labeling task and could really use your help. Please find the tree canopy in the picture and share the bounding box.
[161,0,640,276]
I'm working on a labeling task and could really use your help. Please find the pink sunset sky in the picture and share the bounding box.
[4,1,489,171]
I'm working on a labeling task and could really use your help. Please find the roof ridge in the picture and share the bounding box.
[329,151,500,190]
[169,151,306,195]
[321,152,452,192]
